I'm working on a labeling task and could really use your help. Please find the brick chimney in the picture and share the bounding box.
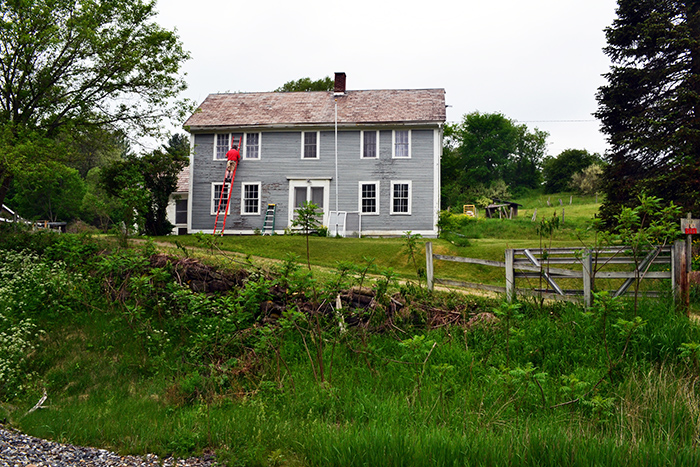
[334,72,346,94]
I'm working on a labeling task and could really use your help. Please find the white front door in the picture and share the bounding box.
[288,179,330,228]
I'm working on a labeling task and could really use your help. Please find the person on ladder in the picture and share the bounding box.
[225,143,240,182]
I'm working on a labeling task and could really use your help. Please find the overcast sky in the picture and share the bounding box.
[155,0,619,158]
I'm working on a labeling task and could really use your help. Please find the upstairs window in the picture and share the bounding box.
[393,130,411,158]
[302,131,319,159]
[215,134,229,160]
[215,133,243,160]
[245,133,260,159]
[362,131,377,158]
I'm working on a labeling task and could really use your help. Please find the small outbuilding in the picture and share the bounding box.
[484,199,522,219]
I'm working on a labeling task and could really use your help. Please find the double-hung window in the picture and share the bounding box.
[361,131,377,159]
[175,199,187,224]
[391,181,412,215]
[302,131,319,159]
[211,183,230,214]
[244,133,260,160]
[392,130,411,158]
[215,134,230,160]
[359,181,379,214]
[215,133,243,160]
[241,182,261,215]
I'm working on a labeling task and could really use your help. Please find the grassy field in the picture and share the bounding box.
[157,192,602,288]
[2,192,699,466]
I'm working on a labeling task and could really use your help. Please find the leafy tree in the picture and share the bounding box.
[441,112,547,209]
[606,194,682,312]
[7,161,86,222]
[0,0,190,210]
[141,135,190,236]
[570,164,604,196]
[62,128,132,178]
[595,0,700,223]
[275,77,334,92]
[101,134,189,237]
[100,155,149,246]
[81,167,122,231]
[506,125,548,190]
[542,149,600,194]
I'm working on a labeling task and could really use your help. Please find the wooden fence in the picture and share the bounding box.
[425,240,692,307]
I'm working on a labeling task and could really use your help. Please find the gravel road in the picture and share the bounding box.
[0,427,217,466]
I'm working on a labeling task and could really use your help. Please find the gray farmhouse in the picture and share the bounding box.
[181,73,446,237]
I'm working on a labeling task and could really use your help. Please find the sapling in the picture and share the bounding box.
[291,201,322,271]
[533,212,560,308]
[402,231,424,285]
[609,194,681,313]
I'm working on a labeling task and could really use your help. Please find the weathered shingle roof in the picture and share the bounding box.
[184,89,446,130]
[175,166,189,193]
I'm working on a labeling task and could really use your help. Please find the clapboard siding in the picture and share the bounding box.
[189,126,439,235]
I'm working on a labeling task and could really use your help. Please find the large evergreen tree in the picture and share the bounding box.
[596,0,700,222]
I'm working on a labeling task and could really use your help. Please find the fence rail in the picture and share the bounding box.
[426,241,690,307]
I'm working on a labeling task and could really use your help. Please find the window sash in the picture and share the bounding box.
[245,133,260,159]
[362,131,377,158]
[360,182,378,214]
[391,182,410,214]
[242,183,260,214]
[212,184,230,214]
[215,134,229,160]
[303,132,318,158]
[175,199,187,224]
[394,130,409,158]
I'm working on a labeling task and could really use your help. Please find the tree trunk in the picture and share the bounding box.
[0,168,13,211]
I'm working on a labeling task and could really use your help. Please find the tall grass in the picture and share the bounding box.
[3,222,700,466]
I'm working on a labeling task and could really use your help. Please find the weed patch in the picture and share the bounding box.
[2,231,700,466]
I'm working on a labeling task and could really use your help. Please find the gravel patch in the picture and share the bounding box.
[0,426,216,466]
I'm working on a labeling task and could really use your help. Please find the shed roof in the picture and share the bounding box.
[175,166,189,193]
[184,89,446,130]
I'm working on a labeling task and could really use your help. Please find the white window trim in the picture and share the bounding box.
[210,182,231,215]
[243,133,261,160]
[301,131,320,159]
[392,129,411,159]
[390,180,412,215]
[241,182,261,215]
[213,133,230,160]
[358,181,380,215]
[360,130,378,159]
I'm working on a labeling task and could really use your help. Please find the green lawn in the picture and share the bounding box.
[155,191,602,289]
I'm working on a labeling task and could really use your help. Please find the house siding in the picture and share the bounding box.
[189,126,438,236]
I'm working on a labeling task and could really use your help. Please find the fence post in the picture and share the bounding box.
[673,239,688,312]
[582,249,593,308]
[505,249,514,302]
[426,241,434,291]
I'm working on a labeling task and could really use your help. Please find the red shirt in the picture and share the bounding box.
[226,148,240,162]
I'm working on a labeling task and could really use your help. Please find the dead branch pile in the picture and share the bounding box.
[150,254,248,293]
